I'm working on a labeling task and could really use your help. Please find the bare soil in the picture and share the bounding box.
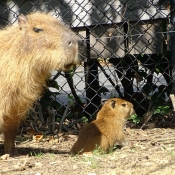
[1,126,175,175]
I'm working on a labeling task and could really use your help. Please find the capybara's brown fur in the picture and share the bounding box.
[70,98,135,155]
[0,12,79,156]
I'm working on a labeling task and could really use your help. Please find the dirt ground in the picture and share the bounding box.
[1,126,175,175]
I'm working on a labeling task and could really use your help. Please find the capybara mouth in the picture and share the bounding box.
[64,63,75,71]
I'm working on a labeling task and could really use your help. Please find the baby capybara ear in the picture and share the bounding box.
[110,100,116,109]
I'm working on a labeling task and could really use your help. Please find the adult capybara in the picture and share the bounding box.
[70,98,135,155]
[0,12,79,156]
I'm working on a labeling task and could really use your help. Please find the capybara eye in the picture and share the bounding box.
[33,27,43,33]
[121,103,127,107]
[68,41,72,46]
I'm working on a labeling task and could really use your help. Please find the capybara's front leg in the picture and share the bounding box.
[3,116,19,156]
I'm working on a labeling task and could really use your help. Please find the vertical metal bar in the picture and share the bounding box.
[84,27,101,118]
[170,1,175,118]
[84,27,91,98]
[171,1,175,94]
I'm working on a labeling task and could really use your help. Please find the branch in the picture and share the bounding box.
[140,101,154,129]
[95,60,123,97]
[47,106,55,132]
[58,100,75,133]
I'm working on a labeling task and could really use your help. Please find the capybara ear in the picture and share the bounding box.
[110,100,116,109]
[18,14,28,28]
[101,98,108,105]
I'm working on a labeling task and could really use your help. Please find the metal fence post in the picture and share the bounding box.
[170,0,175,118]
[84,27,101,118]
[171,0,175,94]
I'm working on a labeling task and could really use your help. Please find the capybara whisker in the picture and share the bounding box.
[0,12,79,156]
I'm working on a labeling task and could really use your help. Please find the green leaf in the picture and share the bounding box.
[68,94,75,101]
[141,53,145,57]
[155,68,160,74]
[154,106,171,115]
[82,116,88,122]
[128,114,140,124]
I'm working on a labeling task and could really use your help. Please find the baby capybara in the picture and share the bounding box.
[0,12,79,156]
[70,98,135,155]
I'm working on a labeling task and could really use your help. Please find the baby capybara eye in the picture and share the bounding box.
[33,27,43,33]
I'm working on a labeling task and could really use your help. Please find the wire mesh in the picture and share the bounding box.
[0,0,173,128]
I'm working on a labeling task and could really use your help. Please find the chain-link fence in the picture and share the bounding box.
[0,0,174,129]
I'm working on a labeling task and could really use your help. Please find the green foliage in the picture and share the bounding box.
[30,151,43,157]
[82,116,88,122]
[154,106,171,115]
[128,114,141,124]
[92,145,106,155]
[68,94,75,101]
[69,65,77,75]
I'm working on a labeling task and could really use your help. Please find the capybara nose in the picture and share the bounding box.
[63,30,78,48]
